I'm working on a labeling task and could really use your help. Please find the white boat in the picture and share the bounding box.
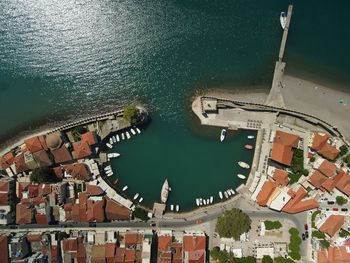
[219,191,223,199]
[116,134,120,142]
[203,199,207,205]
[199,198,203,206]
[109,138,113,144]
[121,133,125,140]
[224,191,229,198]
[230,189,235,195]
[107,153,120,159]
[237,174,246,179]
[161,179,170,203]
[126,131,131,139]
[196,199,200,206]
[139,197,143,203]
[106,171,113,177]
[247,135,255,139]
[106,143,113,149]
[136,127,141,134]
[210,196,213,203]
[227,190,232,197]
[176,205,179,212]
[112,136,116,143]
[122,186,128,191]
[220,129,227,142]
[238,161,250,169]
[133,193,139,200]
[170,204,174,211]
[104,165,111,171]
[131,128,136,135]
[280,12,287,29]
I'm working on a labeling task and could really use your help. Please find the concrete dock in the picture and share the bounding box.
[265,5,293,108]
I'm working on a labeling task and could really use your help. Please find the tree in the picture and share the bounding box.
[30,167,59,183]
[288,228,301,260]
[310,157,316,162]
[275,257,295,263]
[264,220,282,230]
[336,196,348,206]
[216,208,251,239]
[132,207,148,221]
[262,255,273,263]
[340,145,348,156]
[123,105,139,124]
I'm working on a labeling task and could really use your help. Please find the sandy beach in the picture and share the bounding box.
[281,74,350,140]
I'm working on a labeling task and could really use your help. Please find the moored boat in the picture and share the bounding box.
[199,198,203,206]
[161,179,170,203]
[126,131,131,139]
[106,171,113,177]
[109,138,113,144]
[224,191,228,198]
[237,174,246,179]
[122,186,128,191]
[196,199,200,206]
[121,133,125,140]
[131,128,136,135]
[106,143,113,149]
[230,189,235,195]
[114,178,119,184]
[219,191,223,199]
[176,205,179,212]
[203,199,207,205]
[227,190,232,196]
[280,11,287,29]
[210,196,213,203]
[244,144,253,150]
[247,135,255,139]
[133,193,139,200]
[220,129,227,142]
[107,153,120,159]
[116,134,120,142]
[136,127,141,134]
[139,197,143,203]
[170,204,174,211]
[112,136,116,143]
[238,161,250,169]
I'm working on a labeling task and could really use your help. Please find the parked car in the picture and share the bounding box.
[333,208,339,211]
[304,224,308,231]
[341,208,348,212]
[302,233,306,240]
[328,201,335,205]
[150,223,156,227]
[305,231,309,238]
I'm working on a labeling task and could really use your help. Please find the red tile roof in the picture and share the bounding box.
[0,235,9,263]
[51,146,72,164]
[81,131,98,146]
[271,143,293,166]
[91,244,106,262]
[14,153,29,173]
[33,150,53,167]
[309,171,328,189]
[320,215,345,237]
[183,236,206,263]
[105,243,116,260]
[158,236,172,252]
[0,180,10,205]
[282,187,319,214]
[317,246,350,263]
[125,233,143,247]
[256,180,278,206]
[27,234,42,243]
[86,184,104,196]
[16,203,33,224]
[335,170,350,196]
[318,160,337,178]
[62,237,86,263]
[272,169,289,186]
[105,198,131,221]
[73,141,92,159]
[38,184,52,197]
[17,181,30,199]
[28,184,39,197]
[319,143,340,161]
[311,133,330,151]
[115,247,126,263]
[0,151,14,170]
[71,193,105,223]
[24,136,47,153]
[274,130,300,148]
[64,163,90,181]
[35,213,49,225]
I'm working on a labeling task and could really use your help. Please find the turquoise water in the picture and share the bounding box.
[0,0,349,208]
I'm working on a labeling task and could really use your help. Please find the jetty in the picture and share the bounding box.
[265,4,293,108]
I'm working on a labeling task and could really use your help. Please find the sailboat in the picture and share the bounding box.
[161,179,170,203]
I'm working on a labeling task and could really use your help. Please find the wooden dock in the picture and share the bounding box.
[265,5,293,108]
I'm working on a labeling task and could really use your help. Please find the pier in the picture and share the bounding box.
[265,5,293,108]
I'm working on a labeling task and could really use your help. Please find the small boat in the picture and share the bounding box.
[237,174,246,179]
[206,198,209,204]
[176,205,179,212]
[224,191,229,198]
[170,204,174,211]
[219,191,223,199]
[104,165,111,171]
[230,189,235,195]
[121,133,125,140]
[109,138,113,144]
[203,199,207,205]
[107,153,120,159]
[161,179,170,203]
[126,132,131,139]
[244,144,253,150]
[199,198,203,206]
[210,196,213,203]
[106,143,113,149]
[136,127,141,134]
[131,128,136,135]
[116,134,120,142]
[133,193,139,200]
[112,136,116,143]
[220,129,227,142]
[139,197,143,203]
[114,178,119,184]
[106,171,113,177]
[196,199,200,206]
[280,12,287,30]
[122,186,128,191]
[238,161,250,169]
[247,135,255,139]
[227,190,232,197]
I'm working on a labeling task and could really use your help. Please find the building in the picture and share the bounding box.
[319,215,345,238]
[270,130,300,166]
[183,233,206,263]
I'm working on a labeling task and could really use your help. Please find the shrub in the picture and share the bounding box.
[339,229,350,238]
[288,173,302,185]
[312,230,326,239]
[310,156,316,162]
[264,220,282,230]
[340,145,348,156]
[132,207,148,221]
[275,257,295,263]
[320,239,330,249]
[311,210,321,228]
[288,228,301,260]
[216,208,251,239]
[336,196,348,206]
[123,105,139,124]
[262,255,273,263]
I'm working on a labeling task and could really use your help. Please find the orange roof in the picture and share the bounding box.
[272,169,289,186]
[311,133,330,151]
[27,234,42,243]
[318,160,337,177]
[320,215,345,237]
[105,243,116,259]
[0,235,9,263]
[271,143,293,166]
[16,203,33,224]
[73,141,92,159]
[336,170,350,196]
[274,130,300,148]
[64,163,90,181]
[183,235,206,252]
[309,171,328,189]
[51,146,73,164]
[81,131,98,146]
[115,247,126,263]
[317,246,350,263]
[105,199,131,221]
[321,178,337,193]
[0,151,14,170]
[33,150,53,167]
[0,180,10,205]
[14,153,29,173]
[256,180,278,206]
[35,213,49,225]
[282,187,319,214]
[86,184,104,196]
[125,233,143,247]
[158,236,172,252]
[125,249,136,263]
[319,143,340,161]
[188,250,205,263]
[38,184,52,197]
[24,135,47,153]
